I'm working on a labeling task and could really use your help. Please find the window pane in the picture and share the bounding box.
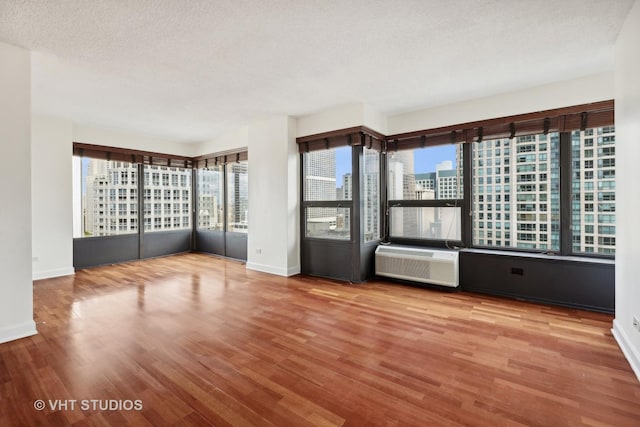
[304,146,352,201]
[388,145,463,200]
[197,167,224,230]
[571,126,615,254]
[227,161,249,233]
[363,147,380,242]
[306,207,351,240]
[144,165,192,232]
[390,206,461,240]
[472,134,560,251]
[78,158,138,237]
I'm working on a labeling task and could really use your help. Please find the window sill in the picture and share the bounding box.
[460,248,614,265]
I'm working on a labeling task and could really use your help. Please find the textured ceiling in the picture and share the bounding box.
[0,0,635,142]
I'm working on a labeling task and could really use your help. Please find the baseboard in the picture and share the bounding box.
[0,320,37,345]
[33,267,75,281]
[612,319,640,382]
[287,265,301,276]
[246,262,300,277]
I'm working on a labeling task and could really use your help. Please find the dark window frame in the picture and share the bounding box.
[297,100,615,260]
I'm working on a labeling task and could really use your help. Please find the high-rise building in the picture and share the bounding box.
[83,159,191,236]
[303,149,352,238]
[84,160,139,236]
[304,149,336,201]
[227,162,249,232]
[571,126,616,254]
[471,127,615,254]
[197,168,222,230]
[388,150,417,236]
[471,134,559,250]
[362,148,380,242]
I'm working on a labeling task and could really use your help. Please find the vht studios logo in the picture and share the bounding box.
[34,399,143,411]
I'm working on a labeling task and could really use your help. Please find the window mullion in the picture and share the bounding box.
[560,131,572,255]
[463,142,472,248]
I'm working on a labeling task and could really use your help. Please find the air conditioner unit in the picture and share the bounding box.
[375,245,459,287]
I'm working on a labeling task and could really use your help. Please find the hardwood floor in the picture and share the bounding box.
[1,253,639,426]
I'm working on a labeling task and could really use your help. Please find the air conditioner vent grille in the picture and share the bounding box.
[375,245,459,287]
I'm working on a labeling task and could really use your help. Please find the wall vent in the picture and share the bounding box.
[375,245,459,288]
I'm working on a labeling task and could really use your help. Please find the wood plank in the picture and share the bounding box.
[0,253,637,426]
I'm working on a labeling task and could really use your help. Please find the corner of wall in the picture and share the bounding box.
[0,41,34,344]
[33,268,75,281]
[612,319,640,382]
[363,104,388,135]
[31,114,74,280]
[0,320,37,345]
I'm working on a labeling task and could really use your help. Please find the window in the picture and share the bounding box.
[473,133,560,251]
[390,206,461,240]
[195,153,249,235]
[197,166,224,231]
[303,147,352,239]
[144,165,192,232]
[388,144,464,243]
[227,161,249,233]
[75,158,138,237]
[571,127,616,254]
[305,207,350,239]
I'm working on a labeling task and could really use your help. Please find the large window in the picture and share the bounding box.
[303,146,352,239]
[388,144,464,243]
[143,165,192,232]
[472,133,560,251]
[469,127,616,255]
[77,158,138,237]
[197,166,224,230]
[226,161,249,233]
[74,157,194,237]
[195,155,249,235]
[571,126,616,254]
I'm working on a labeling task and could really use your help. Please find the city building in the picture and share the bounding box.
[227,162,249,232]
[196,168,223,230]
[81,159,192,236]
[471,129,616,254]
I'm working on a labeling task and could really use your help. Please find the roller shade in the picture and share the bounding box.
[296,100,614,153]
[73,143,249,169]
[193,148,248,169]
[296,126,386,153]
[73,142,194,168]
[387,100,614,150]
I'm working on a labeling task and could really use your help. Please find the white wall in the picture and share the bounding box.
[294,74,613,138]
[613,0,640,381]
[32,115,74,280]
[0,42,36,344]
[388,72,614,134]
[191,126,249,157]
[73,124,193,157]
[246,116,300,276]
[296,103,387,137]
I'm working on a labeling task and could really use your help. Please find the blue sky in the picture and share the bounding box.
[336,145,457,186]
[413,145,457,174]
[82,157,89,194]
